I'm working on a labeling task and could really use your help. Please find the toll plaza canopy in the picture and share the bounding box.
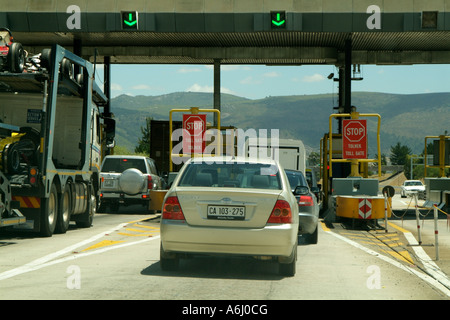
[4,0,450,66]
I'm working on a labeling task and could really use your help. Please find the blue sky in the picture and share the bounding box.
[96,64,449,100]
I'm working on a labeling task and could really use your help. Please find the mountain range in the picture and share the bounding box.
[110,91,450,156]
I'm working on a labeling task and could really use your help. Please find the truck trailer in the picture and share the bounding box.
[0,44,115,236]
[246,138,306,174]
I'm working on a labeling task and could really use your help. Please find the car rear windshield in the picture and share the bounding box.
[177,162,281,189]
[285,171,308,190]
[101,158,146,173]
[405,181,423,186]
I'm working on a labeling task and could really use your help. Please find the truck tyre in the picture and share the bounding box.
[76,182,95,228]
[40,183,58,237]
[2,143,21,174]
[55,183,72,234]
[8,42,25,73]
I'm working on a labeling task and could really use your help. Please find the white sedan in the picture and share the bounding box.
[401,180,426,199]
[160,157,299,276]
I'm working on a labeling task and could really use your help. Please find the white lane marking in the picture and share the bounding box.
[324,229,450,298]
[403,232,450,289]
[0,223,158,281]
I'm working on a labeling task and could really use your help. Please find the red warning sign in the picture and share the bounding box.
[183,114,206,154]
[342,119,367,159]
[358,198,372,219]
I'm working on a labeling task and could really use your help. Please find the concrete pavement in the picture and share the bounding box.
[388,194,450,289]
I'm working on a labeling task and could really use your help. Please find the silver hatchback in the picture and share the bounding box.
[160,157,299,276]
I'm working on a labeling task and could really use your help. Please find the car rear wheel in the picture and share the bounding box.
[279,243,297,277]
[160,244,179,271]
[305,226,318,244]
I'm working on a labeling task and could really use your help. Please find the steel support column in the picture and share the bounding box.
[213,59,221,127]
[104,56,111,117]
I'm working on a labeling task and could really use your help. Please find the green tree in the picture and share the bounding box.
[134,117,152,155]
[390,142,411,165]
[308,151,320,167]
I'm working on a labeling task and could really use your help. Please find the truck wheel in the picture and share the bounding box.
[55,183,72,234]
[8,42,25,73]
[40,183,58,237]
[76,183,95,228]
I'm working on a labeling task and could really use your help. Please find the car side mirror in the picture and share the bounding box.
[294,185,309,195]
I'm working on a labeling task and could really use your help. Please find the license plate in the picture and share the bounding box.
[207,205,245,220]
[103,179,115,187]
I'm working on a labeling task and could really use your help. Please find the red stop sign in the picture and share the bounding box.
[183,114,206,154]
[342,119,367,159]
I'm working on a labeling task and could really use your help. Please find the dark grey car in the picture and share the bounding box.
[285,169,319,244]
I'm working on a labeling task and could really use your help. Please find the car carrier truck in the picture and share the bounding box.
[0,43,115,236]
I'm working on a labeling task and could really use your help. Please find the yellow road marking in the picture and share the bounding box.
[382,249,414,264]
[132,223,159,230]
[82,240,125,252]
[125,228,152,233]
[320,221,330,232]
[117,232,155,237]
[387,221,411,234]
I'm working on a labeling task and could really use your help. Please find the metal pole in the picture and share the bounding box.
[213,59,221,127]
[384,193,388,233]
[414,193,422,245]
[434,205,439,261]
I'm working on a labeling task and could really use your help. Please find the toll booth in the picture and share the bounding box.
[423,135,450,210]
[321,108,391,226]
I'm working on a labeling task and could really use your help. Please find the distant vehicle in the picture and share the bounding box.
[285,169,319,244]
[305,168,323,208]
[160,157,299,276]
[401,180,426,199]
[99,155,163,212]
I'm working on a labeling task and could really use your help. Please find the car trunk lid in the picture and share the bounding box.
[175,187,282,228]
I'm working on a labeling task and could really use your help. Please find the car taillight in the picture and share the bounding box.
[298,195,314,207]
[268,200,292,224]
[147,175,153,190]
[162,196,185,220]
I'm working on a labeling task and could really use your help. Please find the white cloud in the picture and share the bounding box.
[240,76,262,85]
[302,73,326,83]
[204,65,252,72]
[111,83,123,91]
[263,71,280,78]
[131,84,153,90]
[178,67,202,73]
[186,83,235,95]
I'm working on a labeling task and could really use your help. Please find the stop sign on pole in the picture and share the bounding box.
[342,119,367,159]
[183,114,206,154]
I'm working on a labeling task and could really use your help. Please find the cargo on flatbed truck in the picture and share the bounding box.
[0,43,115,236]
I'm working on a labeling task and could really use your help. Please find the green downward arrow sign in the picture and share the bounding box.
[124,13,137,26]
[272,13,285,26]
[270,11,286,28]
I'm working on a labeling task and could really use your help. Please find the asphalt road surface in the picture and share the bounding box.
[0,203,449,304]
